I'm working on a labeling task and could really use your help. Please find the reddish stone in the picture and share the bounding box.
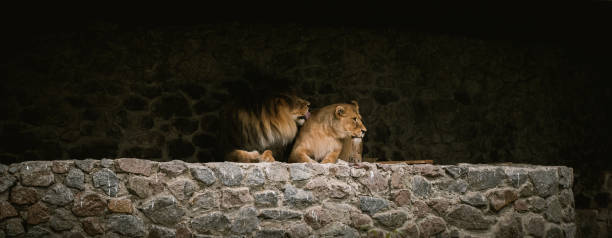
[108,198,133,213]
[51,161,72,174]
[418,216,447,237]
[0,201,18,220]
[116,158,155,176]
[166,179,198,201]
[304,206,334,230]
[514,199,529,212]
[488,189,519,211]
[176,222,193,238]
[397,222,419,238]
[221,187,254,208]
[72,192,107,217]
[82,217,105,235]
[10,186,39,205]
[351,212,373,229]
[394,190,412,207]
[413,200,433,218]
[427,198,452,215]
[414,164,444,177]
[27,202,50,225]
[390,169,405,189]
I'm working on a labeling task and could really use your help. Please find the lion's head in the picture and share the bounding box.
[334,100,367,138]
[230,94,310,150]
[289,96,311,126]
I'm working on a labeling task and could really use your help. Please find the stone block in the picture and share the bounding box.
[528,168,559,198]
[254,190,278,207]
[49,208,76,231]
[190,165,217,186]
[72,192,107,217]
[160,160,187,177]
[92,168,120,197]
[20,161,54,187]
[190,191,220,211]
[290,163,315,181]
[466,167,505,191]
[115,158,155,176]
[74,159,97,173]
[265,163,289,182]
[487,188,519,211]
[359,196,390,215]
[260,208,303,220]
[26,202,50,225]
[231,206,259,234]
[166,178,198,201]
[108,214,147,237]
[141,195,185,226]
[42,183,74,205]
[65,168,85,190]
[222,187,254,208]
[244,167,266,186]
[108,198,133,213]
[373,210,409,229]
[446,204,493,230]
[284,184,315,208]
[212,162,243,186]
[418,216,447,237]
[191,212,230,233]
[0,201,18,220]
[359,170,389,193]
[10,186,39,205]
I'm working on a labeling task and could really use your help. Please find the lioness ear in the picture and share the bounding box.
[351,100,359,112]
[335,105,345,118]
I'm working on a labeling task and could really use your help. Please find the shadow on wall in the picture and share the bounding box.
[0,22,610,174]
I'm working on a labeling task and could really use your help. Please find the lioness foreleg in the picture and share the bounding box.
[320,150,341,164]
[289,149,317,163]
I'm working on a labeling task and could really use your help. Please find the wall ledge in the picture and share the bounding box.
[0,159,575,237]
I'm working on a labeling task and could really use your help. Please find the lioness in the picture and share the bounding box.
[289,101,367,163]
[220,93,310,163]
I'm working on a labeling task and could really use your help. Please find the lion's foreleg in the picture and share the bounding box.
[226,150,271,163]
[320,150,341,164]
[260,150,276,162]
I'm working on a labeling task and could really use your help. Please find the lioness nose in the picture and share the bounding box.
[361,129,367,133]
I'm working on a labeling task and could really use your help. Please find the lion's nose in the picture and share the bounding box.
[361,129,367,134]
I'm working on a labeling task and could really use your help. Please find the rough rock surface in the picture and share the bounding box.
[0,160,574,237]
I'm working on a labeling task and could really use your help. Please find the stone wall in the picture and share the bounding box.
[0,159,575,237]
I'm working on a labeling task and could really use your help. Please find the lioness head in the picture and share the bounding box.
[334,100,367,138]
[287,96,311,126]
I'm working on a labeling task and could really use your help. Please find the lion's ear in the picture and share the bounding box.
[335,105,345,118]
[351,100,359,112]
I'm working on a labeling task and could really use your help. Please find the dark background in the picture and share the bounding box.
[1,2,612,235]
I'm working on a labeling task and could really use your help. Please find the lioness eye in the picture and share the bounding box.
[353,118,357,122]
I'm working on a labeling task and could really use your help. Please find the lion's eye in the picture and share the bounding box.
[353,118,357,122]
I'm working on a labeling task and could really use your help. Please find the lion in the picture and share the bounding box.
[289,100,367,163]
[220,93,310,163]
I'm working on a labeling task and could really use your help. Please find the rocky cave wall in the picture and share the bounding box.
[0,159,575,237]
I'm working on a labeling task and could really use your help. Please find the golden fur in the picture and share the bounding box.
[289,101,367,163]
[221,94,310,163]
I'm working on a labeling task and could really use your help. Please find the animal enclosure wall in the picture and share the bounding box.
[0,159,575,237]
[1,21,609,236]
